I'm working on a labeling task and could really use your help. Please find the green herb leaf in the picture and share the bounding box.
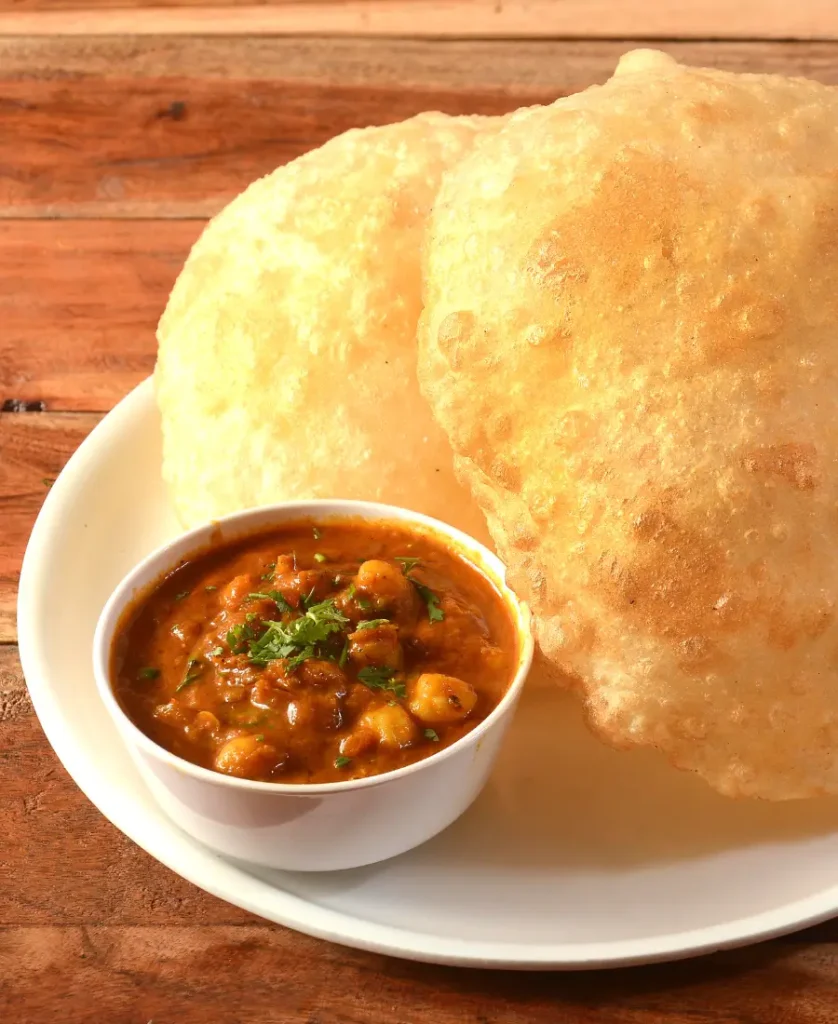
[355,618,390,631]
[138,667,160,680]
[204,585,218,592]
[424,728,440,742]
[357,665,394,686]
[411,580,445,622]
[284,646,316,671]
[313,552,327,563]
[334,756,352,769]
[174,590,190,601]
[395,556,421,574]
[312,526,322,540]
[226,620,260,654]
[248,597,349,668]
[357,665,406,698]
[254,734,265,742]
[210,646,224,657]
[260,561,277,581]
[176,659,203,692]
[345,583,356,600]
[248,590,294,614]
[338,638,349,669]
[357,597,373,612]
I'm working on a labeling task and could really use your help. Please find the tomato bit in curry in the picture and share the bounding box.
[112,520,517,783]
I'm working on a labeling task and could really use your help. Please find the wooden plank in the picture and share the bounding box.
[3,39,838,219]
[0,413,101,641]
[0,220,198,410]
[0,73,544,220]
[0,0,837,40]
[4,36,838,85]
[2,924,838,1024]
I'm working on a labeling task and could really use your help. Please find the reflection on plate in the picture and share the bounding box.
[18,380,838,968]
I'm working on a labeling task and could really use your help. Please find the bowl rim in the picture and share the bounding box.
[93,498,534,796]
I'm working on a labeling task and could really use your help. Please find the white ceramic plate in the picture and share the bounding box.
[18,379,838,969]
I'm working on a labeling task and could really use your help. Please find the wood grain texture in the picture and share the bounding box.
[3,38,838,219]
[2,648,838,1023]
[0,413,101,640]
[1,0,838,39]
[0,220,199,409]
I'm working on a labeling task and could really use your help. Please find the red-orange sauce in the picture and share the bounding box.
[112,519,517,783]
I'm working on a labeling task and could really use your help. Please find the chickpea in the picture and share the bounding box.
[252,672,292,709]
[218,573,252,609]
[286,693,341,731]
[274,569,332,605]
[408,673,478,724]
[298,659,347,690]
[214,735,280,779]
[355,560,417,618]
[348,623,402,670]
[188,710,220,739]
[339,728,377,758]
[358,704,417,749]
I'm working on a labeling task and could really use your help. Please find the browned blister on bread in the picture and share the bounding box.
[420,51,838,798]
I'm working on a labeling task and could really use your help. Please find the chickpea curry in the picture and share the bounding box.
[112,520,517,783]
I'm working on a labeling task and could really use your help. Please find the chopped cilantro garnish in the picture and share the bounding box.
[260,561,277,581]
[357,597,373,611]
[248,597,349,669]
[345,583,356,600]
[174,590,190,601]
[138,667,160,680]
[424,728,440,742]
[176,658,203,692]
[313,552,327,563]
[355,618,390,631]
[395,556,421,574]
[411,579,444,622]
[254,734,265,742]
[248,589,294,614]
[338,638,349,669]
[357,665,406,698]
[312,526,322,540]
[227,620,260,654]
[204,585,217,592]
[334,756,352,769]
[210,647,224,657]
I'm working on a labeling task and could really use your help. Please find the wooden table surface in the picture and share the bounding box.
[5,4,838,1021]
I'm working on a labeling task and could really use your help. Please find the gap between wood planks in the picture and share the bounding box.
[0,0,837,40]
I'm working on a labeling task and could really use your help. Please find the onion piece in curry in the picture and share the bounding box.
[111,520,517,783]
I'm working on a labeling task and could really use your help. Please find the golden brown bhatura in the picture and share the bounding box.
[156,112,496,545]
[419,51,838,798]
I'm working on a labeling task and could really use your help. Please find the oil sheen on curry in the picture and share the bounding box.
[112,520,517,783]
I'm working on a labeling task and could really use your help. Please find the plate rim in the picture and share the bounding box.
[16,378,838,969]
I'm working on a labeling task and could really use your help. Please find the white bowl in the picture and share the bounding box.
[92,499,533,872]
